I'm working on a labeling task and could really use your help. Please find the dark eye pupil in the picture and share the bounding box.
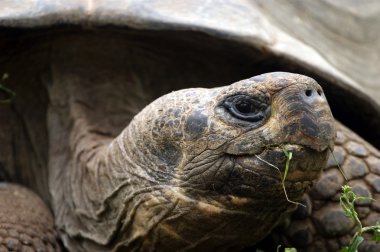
[236,102,252,114]
[223,94,268,123]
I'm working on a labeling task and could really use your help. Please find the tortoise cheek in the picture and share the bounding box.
[185,109,209,139]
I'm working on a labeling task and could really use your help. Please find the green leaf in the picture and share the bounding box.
[372,224,380,243]
[346,235,364,252]
[339,185,360,221]
[284,248,297,252]
[340,247,349,252]
[282,150,292,182]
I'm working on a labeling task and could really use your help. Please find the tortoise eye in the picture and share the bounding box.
[224,95,267,122]
[235,100,255,114]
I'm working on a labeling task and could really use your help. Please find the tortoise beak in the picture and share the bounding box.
[273,81,336,152]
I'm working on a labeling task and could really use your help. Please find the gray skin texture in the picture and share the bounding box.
[0,66,335,250]
[46,72,335,251]
[0,29,377,250]
[1,53,379,251]
[0,10,379,250]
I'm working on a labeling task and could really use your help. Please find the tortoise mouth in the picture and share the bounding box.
[203,148,324,210]
[235,144,328,181]
[220,144,329,201]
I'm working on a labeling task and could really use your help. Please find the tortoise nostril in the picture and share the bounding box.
[301,86,326,105]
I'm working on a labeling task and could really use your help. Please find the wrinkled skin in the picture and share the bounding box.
[46,72,334,251]
[0,5,379,250]
[0,55,338,250]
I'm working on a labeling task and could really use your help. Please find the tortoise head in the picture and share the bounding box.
[127,72,335,192]
[110,72,335,249]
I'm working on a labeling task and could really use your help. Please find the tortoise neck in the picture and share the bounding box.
[45,44,162,249]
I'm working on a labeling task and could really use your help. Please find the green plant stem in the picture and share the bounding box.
[362,226,380,233]
[339,185,380,251]
[0,73,15,104]
[0,84,16,104]
[329,147,348,181]
[254,153,305,207]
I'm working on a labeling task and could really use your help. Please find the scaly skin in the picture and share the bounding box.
[0,184,60,251]
[47,72,335,251]
[0,30,377,252]
[2,123,379,251]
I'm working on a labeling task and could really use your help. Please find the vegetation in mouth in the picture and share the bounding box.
[254,149,305,207]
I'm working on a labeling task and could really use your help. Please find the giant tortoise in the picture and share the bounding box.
[1,1,380,251]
